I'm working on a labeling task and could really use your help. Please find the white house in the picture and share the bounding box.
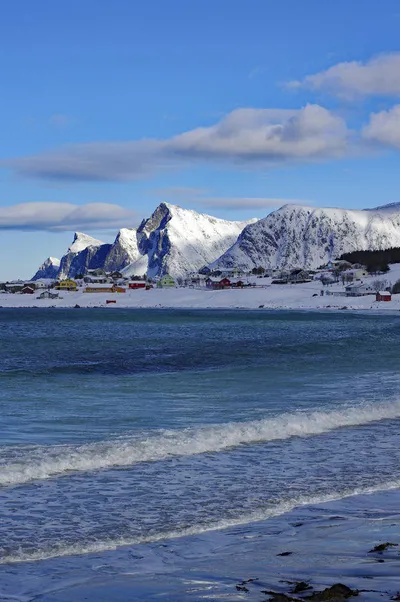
[342,268,368,282]
[38,290,59,299]
[345,283,374,297]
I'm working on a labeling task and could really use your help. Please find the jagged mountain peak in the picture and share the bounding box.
[68,232,104,254]
[32,257,61,281]
[123,203,255,278]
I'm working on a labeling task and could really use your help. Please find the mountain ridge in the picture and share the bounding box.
[33,203,254,279]
[210,203,400,271]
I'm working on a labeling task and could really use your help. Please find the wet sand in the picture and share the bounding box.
[26,488,400,602]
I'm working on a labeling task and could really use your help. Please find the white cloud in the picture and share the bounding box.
[3,105,349,182]
[362,105,400,148]
[289,53,400,99]
[0,202,137,231]
[168,105,347,160]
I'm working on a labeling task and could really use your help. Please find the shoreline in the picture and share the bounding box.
[1,284,400,314]
[2,487,400,601]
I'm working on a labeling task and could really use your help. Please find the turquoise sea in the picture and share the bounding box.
[1,309,400,599]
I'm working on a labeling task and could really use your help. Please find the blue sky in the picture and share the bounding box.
[1,0,400,279]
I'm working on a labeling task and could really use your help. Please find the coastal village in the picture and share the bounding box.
[0,259,397,308]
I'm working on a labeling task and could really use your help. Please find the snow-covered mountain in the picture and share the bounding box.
[57,232,108,279]
[32,257,60,280]
[103,228,140,272]
[33,203,253,280]
[122,203,255,278]
[210,203,400,271]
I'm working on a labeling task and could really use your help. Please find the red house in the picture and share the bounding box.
[21,285,35,294]
[219,278,231,288]
[129,282,146,289]
[376,291,392,302]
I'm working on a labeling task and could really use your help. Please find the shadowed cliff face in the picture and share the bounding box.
[103,228,139,272]
[58,243,112,278]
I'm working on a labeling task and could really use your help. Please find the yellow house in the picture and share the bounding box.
[55,279,78,291]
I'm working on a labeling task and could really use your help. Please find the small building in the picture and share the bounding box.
[219,278,231,288]
[84,275,109,284]
[205,277,231,289]
[86,268,106,277]
[157,274,175,288]
[38,290,59,299]
[21,285,35,294]
[288,269,311,283]
[342,268,368,283]
[376,291,392,302]
[85,284,126,293]
[345,283,374,297]
[219,268,244,278]
[206,277,218,289]
[56,279,77,291]
[33,280,48,289]
[4,283,24,293]
[129,281,146,289]
[110,271,123,280]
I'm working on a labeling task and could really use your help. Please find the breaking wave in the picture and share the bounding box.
[2,400,400,487]
[1,479,399,564]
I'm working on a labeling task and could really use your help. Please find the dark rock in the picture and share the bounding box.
[369,542,398,553]
[236,584,249,592]
[259,304,265,308]
[306,583,358,600]
[292,582,312,593]
[74,304,81,308]
[262,593,298,602]
[277,551,293,556]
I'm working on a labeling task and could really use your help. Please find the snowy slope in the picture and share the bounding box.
[32,257,60,280]
[68,232,104,254]
[122,203,255,278]
[210,203,400,271]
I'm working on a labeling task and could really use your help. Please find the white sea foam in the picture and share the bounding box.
[1,401,400,487]
[1,479,399,564]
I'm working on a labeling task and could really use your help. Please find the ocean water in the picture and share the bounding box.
[1,308,400,598]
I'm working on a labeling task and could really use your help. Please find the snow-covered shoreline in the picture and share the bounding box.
[2,280,400,313]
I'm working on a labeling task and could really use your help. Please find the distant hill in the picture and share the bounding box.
[209,204,400,271]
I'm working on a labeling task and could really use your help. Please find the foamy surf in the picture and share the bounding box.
[1,479,399,564]
[1,401,400,486]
